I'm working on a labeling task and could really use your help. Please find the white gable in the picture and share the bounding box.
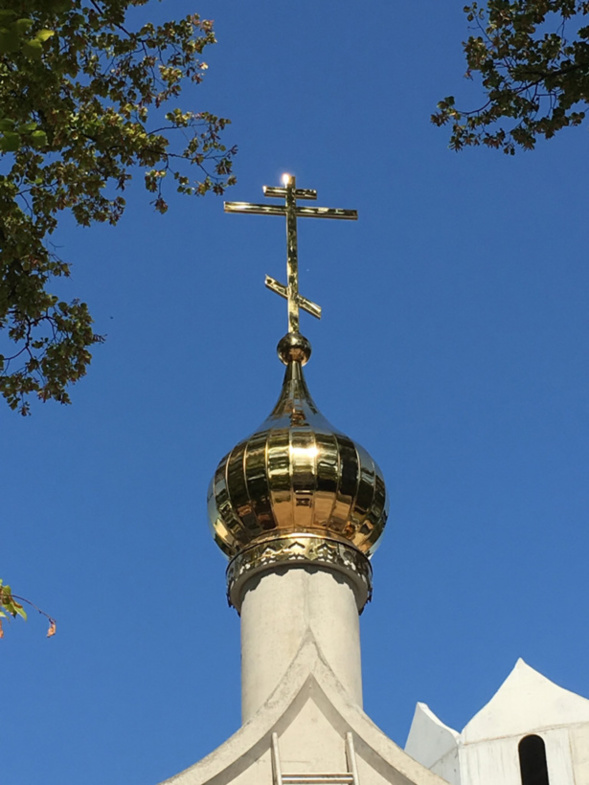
[463,658,589,742]
[160,634,449,785]
[405,703,460,785]
[405,703,459,769]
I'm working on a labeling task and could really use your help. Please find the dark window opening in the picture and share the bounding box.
[519,734,549,785]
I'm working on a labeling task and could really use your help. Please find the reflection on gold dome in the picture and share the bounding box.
[208,346,388,560]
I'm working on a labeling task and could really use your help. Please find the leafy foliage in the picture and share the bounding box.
[0,580,27,634]
[0,580,56,637]
[0,0,236,414]
[433,1,589,153]
[0,579,27,638]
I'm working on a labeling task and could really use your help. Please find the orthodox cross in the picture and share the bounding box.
[224,174,358,334]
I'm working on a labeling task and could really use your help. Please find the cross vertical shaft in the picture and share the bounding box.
[285,176,300,334]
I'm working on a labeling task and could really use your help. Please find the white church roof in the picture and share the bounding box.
[405,702,459,769]
[462,658,589,742]
[405,659,589,785]
[406,658,589,759]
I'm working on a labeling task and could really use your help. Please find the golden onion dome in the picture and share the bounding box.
[208,333,388,609]
[210,175,388,610]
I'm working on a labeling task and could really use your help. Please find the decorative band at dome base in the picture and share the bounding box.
[226,534,373,612]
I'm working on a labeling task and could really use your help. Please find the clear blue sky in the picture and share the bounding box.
[4,2,589,784]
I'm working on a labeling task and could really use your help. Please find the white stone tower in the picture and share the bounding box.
[159,176,447,785]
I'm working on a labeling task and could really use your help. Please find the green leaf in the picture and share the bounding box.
[0,132,21,152]
[30,130,48,149]
[0,29,21,54]
[34,29,55,44]
[22,39,43,60]
[13,18,33,36]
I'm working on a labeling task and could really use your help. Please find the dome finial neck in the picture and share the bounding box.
[223,174,358,361]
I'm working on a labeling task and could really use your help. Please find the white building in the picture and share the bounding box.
[405,658,589,785]
[159,177,589,785]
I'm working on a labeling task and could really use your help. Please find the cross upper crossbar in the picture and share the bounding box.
[223,202,357,221]
[263,185,317,200]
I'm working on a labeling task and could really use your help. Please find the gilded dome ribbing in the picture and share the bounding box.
[207,340,388,559]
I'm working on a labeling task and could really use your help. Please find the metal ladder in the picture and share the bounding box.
[271,732,359,785]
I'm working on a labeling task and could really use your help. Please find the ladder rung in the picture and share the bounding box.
[272,731,359,785]
[282,772,354,785]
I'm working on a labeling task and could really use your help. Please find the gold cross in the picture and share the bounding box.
[224,174,358,334]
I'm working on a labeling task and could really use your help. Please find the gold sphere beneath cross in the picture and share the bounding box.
[277,332,311,365]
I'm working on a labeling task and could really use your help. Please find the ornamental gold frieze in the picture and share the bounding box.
[226,534,373,612]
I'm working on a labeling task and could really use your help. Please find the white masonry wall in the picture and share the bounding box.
[459,727,578,785]
[239,565,363,722]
